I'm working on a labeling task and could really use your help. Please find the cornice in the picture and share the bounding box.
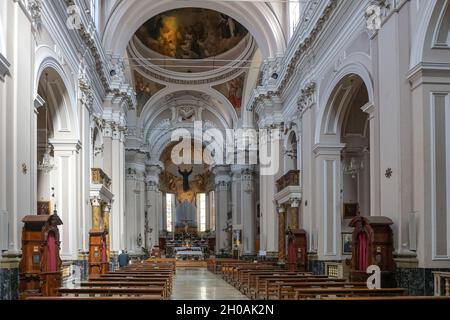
[246,0,338,112]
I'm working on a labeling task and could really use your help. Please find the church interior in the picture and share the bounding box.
[1,0,450,302]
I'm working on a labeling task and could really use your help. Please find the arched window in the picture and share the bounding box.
[288,1,302,38]
[209,191,215,231]
[196,193,206,232]
[166,193,175,232]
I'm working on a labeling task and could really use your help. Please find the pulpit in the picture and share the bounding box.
[88,230,108,277]
[349,216,396,287]
[286,228,307,271]
[19,213,63,298]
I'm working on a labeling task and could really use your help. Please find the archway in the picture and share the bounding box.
[103,0,285,59]
[315,74,371,258]
[35,67,79,259]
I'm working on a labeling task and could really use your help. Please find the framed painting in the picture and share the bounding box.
[343,203,358,219]
[342,233,353,255]
[37,201,51,215]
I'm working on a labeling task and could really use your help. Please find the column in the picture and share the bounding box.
[103,117,126,253]
[277,205,286,262]
[125,168,138,253]
[102,203,111,262]
[313,144,344,260]
[2,0,36,259]
[51,140,81,260]
[361,102,379,216]
[213,165,231,253]
[258,123,283,257]
[146,164,163,250]
[240,167,256,255]
[90,197,102,231]
[288,199,300,230]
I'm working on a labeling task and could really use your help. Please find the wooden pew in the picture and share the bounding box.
[80,281,169,296]
[260,277,345,300]
[57,286,167,299]
[293,287,407,300]
[26,295,162,300]
[277,282,367,300]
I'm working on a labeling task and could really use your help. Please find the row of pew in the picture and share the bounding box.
[214,260,448,300]
[26,261,176,300]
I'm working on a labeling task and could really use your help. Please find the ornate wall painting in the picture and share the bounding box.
[136,8,248,59]
[134,71,165,116]
[213,72,246,115]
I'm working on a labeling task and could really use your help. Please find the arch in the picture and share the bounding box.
[284,130,298,172]
[102,0,285,59]
[139,87,239,138]
[35,48,79,140]
[315,63,374,145]
[36,68,78,141]
[410,0,450,67]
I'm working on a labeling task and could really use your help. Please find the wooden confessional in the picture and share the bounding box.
[19,213,63,298]
[349,216,396,287]
[88,229,109,277]
[286,228,307,271]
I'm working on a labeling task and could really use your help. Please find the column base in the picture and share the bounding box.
[0,252,21,300]
[395,267,450,296]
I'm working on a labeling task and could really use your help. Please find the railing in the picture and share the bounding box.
[91,168,112,189]
[433,272,450,296]
[276,170,300,193]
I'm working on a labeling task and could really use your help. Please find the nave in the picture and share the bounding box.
[171,268,248,300]
[1,0,450,302]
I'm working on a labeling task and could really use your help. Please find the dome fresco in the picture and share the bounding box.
[135,8,248,59]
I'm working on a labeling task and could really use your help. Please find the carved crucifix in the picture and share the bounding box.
[178,167,193,192]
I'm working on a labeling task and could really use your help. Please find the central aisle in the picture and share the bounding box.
[171,268,249,300]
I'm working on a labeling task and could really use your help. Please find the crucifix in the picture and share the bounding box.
[178,167,193,192]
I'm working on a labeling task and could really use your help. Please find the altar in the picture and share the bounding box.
[174,247,204,260]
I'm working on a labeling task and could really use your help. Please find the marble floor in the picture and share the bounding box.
[171,268,249,300]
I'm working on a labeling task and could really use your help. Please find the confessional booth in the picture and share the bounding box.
[287,228,307,271]
[19,213,63,298]
[88,229,109,276]
[349,216,396,287]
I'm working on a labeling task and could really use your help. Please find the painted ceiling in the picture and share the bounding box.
[135,8,248,59]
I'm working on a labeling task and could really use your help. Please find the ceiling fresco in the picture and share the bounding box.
[135,8,248,59]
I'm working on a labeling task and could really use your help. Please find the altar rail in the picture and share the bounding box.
[433,272,450,296]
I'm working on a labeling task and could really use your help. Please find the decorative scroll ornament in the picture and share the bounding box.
[297,81,317,113]
[27,0,42,28]
[78,73,94,111]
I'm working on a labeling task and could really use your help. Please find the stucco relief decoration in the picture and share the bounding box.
[178,106,196,122]
[28,0,42,28]
[297,81,316,113]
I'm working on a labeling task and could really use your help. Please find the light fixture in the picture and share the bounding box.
[271,73,279,79]
[37,73,55,174]
[343,157,363,179]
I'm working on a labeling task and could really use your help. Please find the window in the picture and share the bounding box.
[166,193,175,232]
[209,191,215,231]
[196,193,206,232]
[288,1,302,39]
